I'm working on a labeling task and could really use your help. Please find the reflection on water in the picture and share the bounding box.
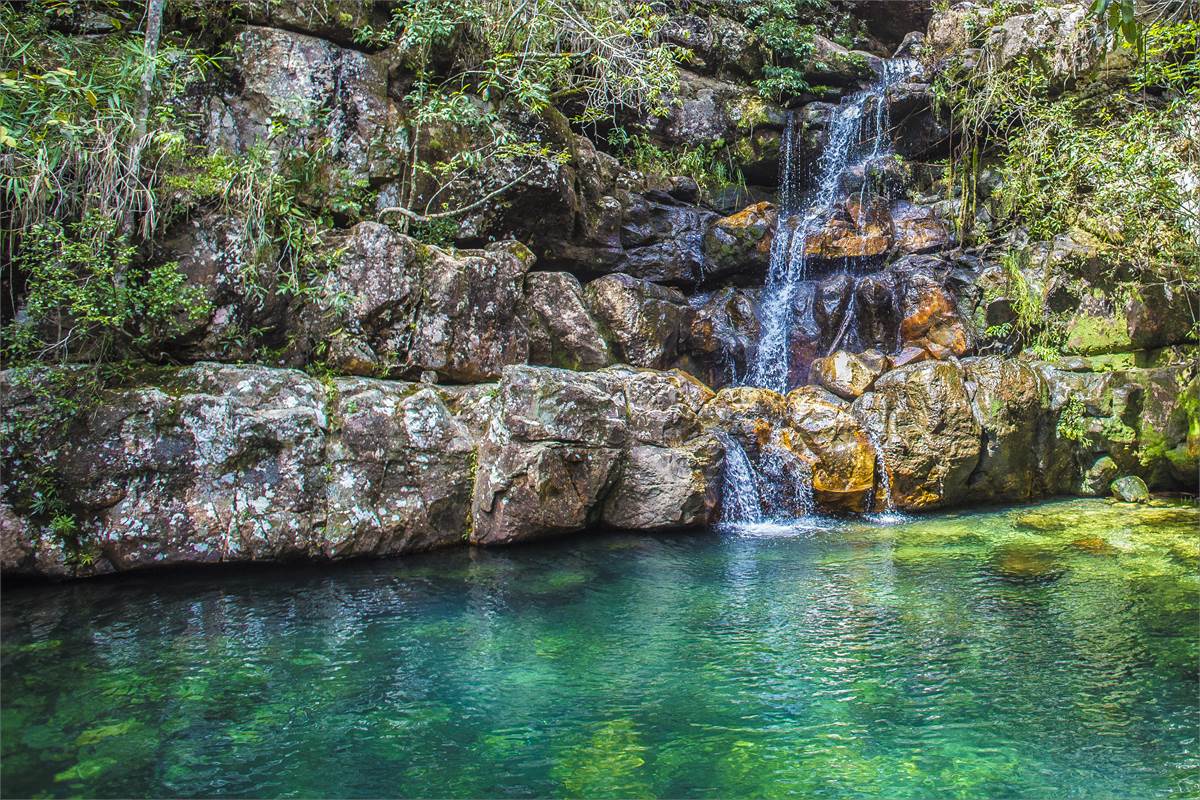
[2,498,1197,798]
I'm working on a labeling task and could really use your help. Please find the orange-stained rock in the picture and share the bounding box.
[805,218,893,259]
[810,350,886,400]
[786,386,877,512]
[703,201,778,279]
[898,270,972,357]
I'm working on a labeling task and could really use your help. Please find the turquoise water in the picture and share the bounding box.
[2,498,1198,798]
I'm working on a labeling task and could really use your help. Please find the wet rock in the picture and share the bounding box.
[852,360,982,509]
[810,350,885,400]
[684,288,760,388]
[699,386,789,450]
[584,274,688,369]
[704,202,777,282]
[896,264,974,357]
[854,274,901,352]
[1111,475,1150,503]
[615,194,718,286]
[525,272,615,370]
[786,387,876,512]
[805,208,894,260]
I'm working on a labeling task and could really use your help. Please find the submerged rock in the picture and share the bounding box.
[989,541,1063,584]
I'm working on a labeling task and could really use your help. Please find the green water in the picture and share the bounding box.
[2,498,1198,799]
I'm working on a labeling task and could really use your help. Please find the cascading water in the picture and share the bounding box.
[723,59,919,530]
[747,58,919,393]
[718,434,765,524]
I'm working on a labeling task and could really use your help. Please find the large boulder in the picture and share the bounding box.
[895,261,974,357]
[962,357,1060,500]
[786,387,876,512]
[852,360,982,508]
[614,192,718,286]
[313,223,535,381]
[525,272,615,370]
[584,274,689,369]
[469,366,722,544]
[1,365,328,577]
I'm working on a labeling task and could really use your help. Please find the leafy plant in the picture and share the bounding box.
[2,214,210,365]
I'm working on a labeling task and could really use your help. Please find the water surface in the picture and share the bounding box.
[3,498,1197,798]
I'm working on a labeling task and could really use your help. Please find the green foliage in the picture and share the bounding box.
[0,1,219,247]
[1057,396,1088,442]
[605,127,742,197]
[754,66,814,101]
[937,12,1200,289]
[2,214,209,366]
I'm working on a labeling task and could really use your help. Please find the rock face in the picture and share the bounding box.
[314,224,535,382]
[470,366,721,544]
[852,361,983,509]
[525,272,615,370]
[0,366,547,578]
[203,26,397,186]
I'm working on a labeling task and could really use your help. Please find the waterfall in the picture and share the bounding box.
[718,435,765,524]
[718,59,920,529]
[746,58,919,394]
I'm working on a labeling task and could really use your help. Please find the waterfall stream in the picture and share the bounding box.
[722,58,918,529]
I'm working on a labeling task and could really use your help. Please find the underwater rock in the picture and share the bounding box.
[1111,475,1150,504]
[989,541,1063,584]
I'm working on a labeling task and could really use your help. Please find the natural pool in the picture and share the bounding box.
[2,498,1197,799]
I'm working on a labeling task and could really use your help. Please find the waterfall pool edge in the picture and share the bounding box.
[3,497,1197,799]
